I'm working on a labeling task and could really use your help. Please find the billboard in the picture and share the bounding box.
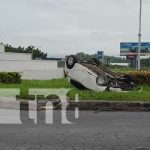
[120,42,150,56]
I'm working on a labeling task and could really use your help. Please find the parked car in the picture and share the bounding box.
[64,55,134,92]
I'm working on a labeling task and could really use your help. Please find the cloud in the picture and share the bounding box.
[0,0,150,57]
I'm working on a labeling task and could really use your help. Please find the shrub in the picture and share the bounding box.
[0,72,21,84]
[121,71,150,85]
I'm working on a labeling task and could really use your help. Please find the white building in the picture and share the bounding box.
[0,43,64,80]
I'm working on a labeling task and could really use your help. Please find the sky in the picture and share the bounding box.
[0,0,150,57]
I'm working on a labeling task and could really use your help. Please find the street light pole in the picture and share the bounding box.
[137,0,142,70]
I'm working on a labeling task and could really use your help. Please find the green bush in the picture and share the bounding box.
[0,72,21,84]
[121,71,150,85]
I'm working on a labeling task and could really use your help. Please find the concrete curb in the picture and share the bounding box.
[19,100,150,111]
[67,101,150,111]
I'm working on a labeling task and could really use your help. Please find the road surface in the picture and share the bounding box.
[0,111,150,150]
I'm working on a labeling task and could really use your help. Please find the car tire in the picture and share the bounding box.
[66,55,77,69]
[96,76,106,86]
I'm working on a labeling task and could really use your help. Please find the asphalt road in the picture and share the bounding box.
[0,111,150,150]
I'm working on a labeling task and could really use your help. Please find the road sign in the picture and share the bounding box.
[120,42,150,56]
[97,51,104,65]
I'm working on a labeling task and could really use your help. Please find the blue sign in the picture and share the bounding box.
[120,42,150,56]
[97,51,104,64]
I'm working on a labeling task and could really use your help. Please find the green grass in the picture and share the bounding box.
[0,79,72,99]
[67,88,150,101]
[0,78,150,101]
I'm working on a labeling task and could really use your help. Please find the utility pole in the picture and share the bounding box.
[137,0,142,70]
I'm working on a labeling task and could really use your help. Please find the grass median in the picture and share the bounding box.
[0,78,150,101]
[0,79,72,99]
[67,87,150,101]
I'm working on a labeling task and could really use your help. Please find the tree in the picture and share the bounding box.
[5,44,47,59]
[76,52,96,61]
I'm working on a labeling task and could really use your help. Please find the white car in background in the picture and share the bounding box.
[64,55,134,92]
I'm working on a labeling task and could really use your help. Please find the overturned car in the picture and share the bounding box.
[64,55,134,92]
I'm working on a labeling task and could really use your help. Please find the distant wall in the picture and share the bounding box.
[0,60,64,80]
[0,60,58,72]
[0,44,64,80]
[0,44,5,53]
[110,63,129,67]
[21,69,64,80]
[0,52,32,61]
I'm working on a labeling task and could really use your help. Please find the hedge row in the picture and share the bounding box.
[0,72,21,84]
[121,71,150,85]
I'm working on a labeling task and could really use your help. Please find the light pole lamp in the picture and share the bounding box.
[137,0,142,70]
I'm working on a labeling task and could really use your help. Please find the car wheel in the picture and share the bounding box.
[96,76,106,86]
[66,55,77,69]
